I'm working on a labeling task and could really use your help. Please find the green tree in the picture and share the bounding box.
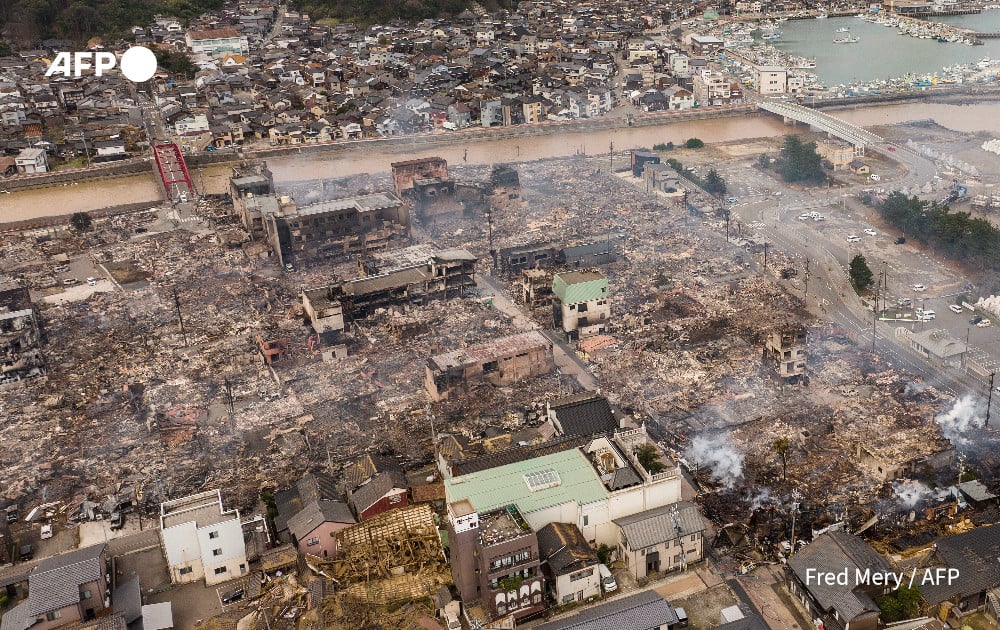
[876,586,922,622]
[849,254,873,290]
[703,168,727,196]
[636,443,667,474]
[70,211,93,232]
[653,143,668,151]
[772,437,790,480]
[596,543,611,566]
[685,138,705,149]
[758,153,771,168]
[776,135,824,183]
[153,47,194,79]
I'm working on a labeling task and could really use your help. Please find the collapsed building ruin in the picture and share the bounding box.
[302,245,478,346]
[425,331,555,401]
[0,281,43,386]
[392,158,523,222]
[762,324,808,384]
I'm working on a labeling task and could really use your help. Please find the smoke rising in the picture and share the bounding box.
[891,480,952,509]
[746,486,774,510]
[935,395,985,445]
[686,433,744,488]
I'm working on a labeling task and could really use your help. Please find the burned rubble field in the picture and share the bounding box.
[2,155,998,524]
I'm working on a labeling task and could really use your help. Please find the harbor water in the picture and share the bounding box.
[772,13,1000,86]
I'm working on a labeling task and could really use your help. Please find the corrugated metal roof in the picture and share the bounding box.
[613,501,705,550]
[787,532,888,621]
[552,271,608,305]
[445,448,607,516]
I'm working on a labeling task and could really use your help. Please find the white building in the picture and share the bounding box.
[444,427,682,548]
[174,114,210,136]
[185,28,249,57]
[15,147,48,174]
[754,65,788,94]
[159,489,248,586]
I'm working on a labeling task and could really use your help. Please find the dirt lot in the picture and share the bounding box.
[671,584,740,630]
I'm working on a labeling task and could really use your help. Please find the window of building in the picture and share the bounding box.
[213,548,223,556]
[582,515,589,526]
[691,534,698,542]
[80,589,92,600]
[46,611,62,621]
[307,537,319,546]
[578,302,588,313]
[563,593,576,603]
[179,567,193,575]
[214,567,227,575]
[209,531,219,539]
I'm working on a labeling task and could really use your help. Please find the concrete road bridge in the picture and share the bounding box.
[757,100,884,155]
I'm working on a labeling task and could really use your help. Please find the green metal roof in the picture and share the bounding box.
[445,448,607,516]
[552,271,608,305]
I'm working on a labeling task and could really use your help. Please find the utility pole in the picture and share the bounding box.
[172,288,188,346]
[988,372,996,427]
[872,284,878,354]
[487,207,496,274]
[804,258,810,299]
[609,140,614,171]
[763,242,768,269]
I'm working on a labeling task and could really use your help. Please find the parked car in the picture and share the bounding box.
[898,298,912,307]
[864,228,877,236]
[5,506,18,523]
[135,227,148,233]
[110,512,124,530]
[63,278,79,286]
[221,587,244,604]
[40,524,53,540]
[598,564,617,593]
[204,145,218,152]
[949,305,964,314]
[971,315,984,325]
[895,236,906,244]
[86,277,97,286]
[847,235,861,243]
[19,544,32,561]
[912,284,926,292]
[978,319,992,328]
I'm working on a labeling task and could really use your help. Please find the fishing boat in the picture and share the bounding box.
[833,34,860,43]
[836,26,850,32]
[815,12,828,18]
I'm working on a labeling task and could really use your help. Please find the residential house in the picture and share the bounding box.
[534,590,681,630]
[663,87,694,110]
[613,501,706,580]
[425,331,555,401]
[349,470,409,520]
[631,150,661,178]
[159,489,248,586]
[786,532,892,630]
[15,148,47,174]
[537,522,602,605]
[0,544,108,630]
[920,524,1000,613]
[273,471,340,543]
[816,139,855,171]
[287,499,355,559]
[904,329,967,368]
[499,242,558,275]
[552,269,611,340]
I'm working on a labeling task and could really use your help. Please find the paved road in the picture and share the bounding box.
[476,274,598,391]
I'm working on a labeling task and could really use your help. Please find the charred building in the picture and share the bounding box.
[763,325,807,383]
[425,331,555,401]
[302,246,478,344]
[0,282,43,387]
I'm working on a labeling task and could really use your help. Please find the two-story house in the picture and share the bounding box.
[159,489,248,586]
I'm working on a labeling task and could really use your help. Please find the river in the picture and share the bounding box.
[4,100,1000,223]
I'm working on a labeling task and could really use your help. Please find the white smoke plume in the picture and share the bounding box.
[935,396,985,445]
[686,433,744,488]
[892,480,953,509]
[746,486,774,510]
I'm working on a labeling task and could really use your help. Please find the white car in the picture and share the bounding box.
[949,304,964,314]
[847,235,861,243]
[912,284,926,292]
[863,229,877,236]
[40,524,53,540]
[813,215,825,221]
[978,319,992,327]
[798,214,811,221]
[86,277,97,286]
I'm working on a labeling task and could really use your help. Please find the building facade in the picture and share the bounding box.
[426,331,555,401]
[159,489,248,586]
[552,270,611,340]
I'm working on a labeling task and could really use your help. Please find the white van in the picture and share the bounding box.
[599,564,617,593]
